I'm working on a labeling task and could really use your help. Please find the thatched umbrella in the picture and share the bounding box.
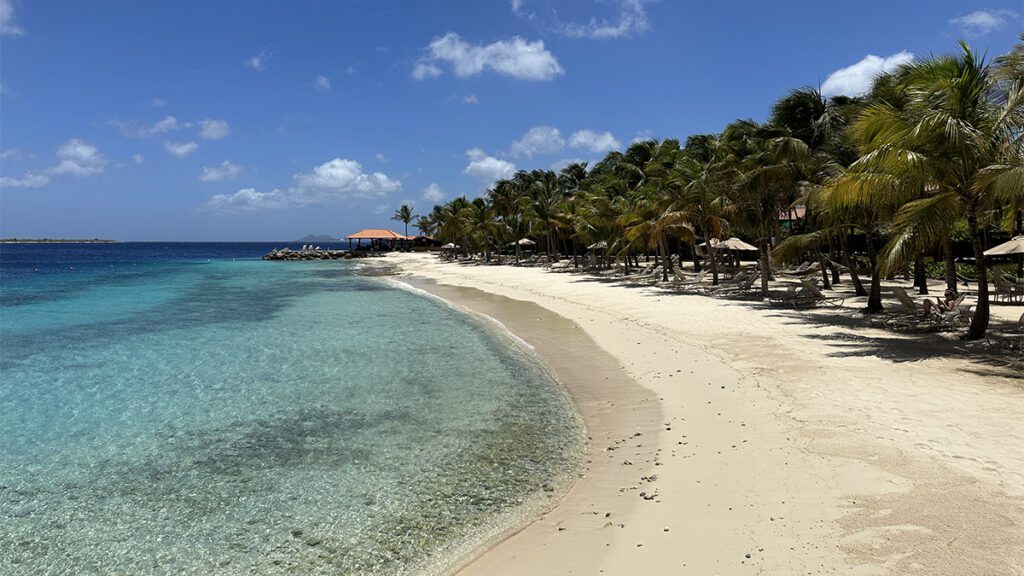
[983,235,1024,256]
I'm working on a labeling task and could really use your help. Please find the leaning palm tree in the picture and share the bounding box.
[843,41,1024,337]
[391,204,418,241]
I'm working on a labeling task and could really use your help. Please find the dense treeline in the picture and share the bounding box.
[410,40,1024,339]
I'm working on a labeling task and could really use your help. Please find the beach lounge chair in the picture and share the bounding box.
[934,293,971,327]
[891,286,919,314]
[766,284,806,307]
[672,268,707,285]
[767,279,843,308]
[798,278,845,307]
[706,271,759,296]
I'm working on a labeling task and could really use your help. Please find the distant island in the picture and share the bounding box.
[295,234,340,243]
[0,238,117,244]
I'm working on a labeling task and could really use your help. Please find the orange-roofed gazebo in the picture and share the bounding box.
[344,229,407,251]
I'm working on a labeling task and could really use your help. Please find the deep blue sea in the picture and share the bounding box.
[0,243,581,575]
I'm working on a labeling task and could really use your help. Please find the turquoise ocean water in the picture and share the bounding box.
[0,243,582,575]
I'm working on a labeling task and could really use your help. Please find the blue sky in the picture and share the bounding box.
[1,0,1021,241]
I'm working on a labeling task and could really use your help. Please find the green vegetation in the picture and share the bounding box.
[419,39,1024,339]
[391,204,418,239]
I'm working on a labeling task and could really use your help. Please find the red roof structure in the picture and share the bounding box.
[344,229,405,240]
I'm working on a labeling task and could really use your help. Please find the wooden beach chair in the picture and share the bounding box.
[707,271,759,296]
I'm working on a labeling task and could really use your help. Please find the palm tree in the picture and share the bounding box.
[414,215,433,237]
[842,41,1024,337]
[676,138,732,284]
[526,170,566,262]
[721,120,806,295]
[618,139,683,280]
[391,204,418,242]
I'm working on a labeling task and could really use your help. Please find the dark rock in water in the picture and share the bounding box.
[262,247,357,261]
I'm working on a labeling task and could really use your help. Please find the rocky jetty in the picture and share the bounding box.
[262,247,355,261]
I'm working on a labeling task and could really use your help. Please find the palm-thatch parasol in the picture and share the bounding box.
[699,237,758,251]
[984,235,1024,256]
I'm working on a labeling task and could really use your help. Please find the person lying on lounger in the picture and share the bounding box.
[922,289,958,318]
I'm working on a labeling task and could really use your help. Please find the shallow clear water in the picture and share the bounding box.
[0,244,582,575]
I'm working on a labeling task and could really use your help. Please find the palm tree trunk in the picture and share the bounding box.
[914,254,928,295]
[1016,210,1023,279]
[708,244,719,285]
[865,231,883,313]
[965,204,989,340]
[660,237,670,282]
[828,245,841,284]
[817,249,831,290]
[758,237,770,296]
[943,237,957,293]
[573,238,579,268]
[840,231,867,296]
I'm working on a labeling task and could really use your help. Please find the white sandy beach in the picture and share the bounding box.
[387,252,1024,576]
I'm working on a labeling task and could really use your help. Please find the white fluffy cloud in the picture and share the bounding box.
[0,172,49,189]
[512,0,650,39]
[131,154,144,164]
[198,119,230,140]
[559,0,650,39]
[109,115,182,139]
[50,139,107,176]
[151,97,166,108]
[631,129,654,144]
[510,125,565,158]
[293,158,400,195]
[204,157,401,212]
[950,9,1017,36]
[464,148,517,184]
[0,148,30,161]
[205,188,287,211]
[413,33,563,81]
[314,74,332,91]
[200,160,242,182]
[0,138,107,188]
[422,183,445,203]
[549,157,587,171]
[164,141,198,158]
[463,94,480,104]
[412,62,442,80]
[0,0,24,36]
[569,129,621,153]
[821,51,914,97]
